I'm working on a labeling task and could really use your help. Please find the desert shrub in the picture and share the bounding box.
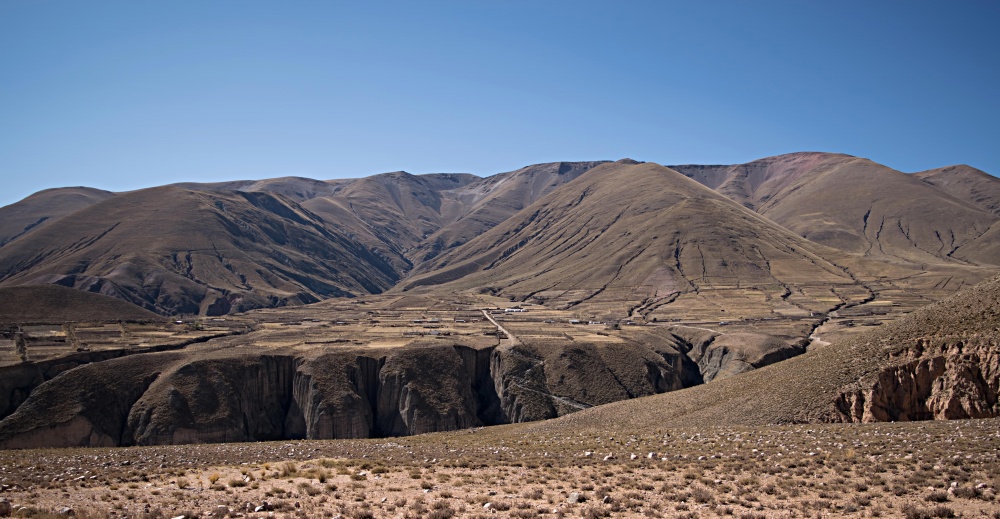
[925,490,950,503]
[690,485,714,504]
[902,504,956,519]
[951,486,982,499]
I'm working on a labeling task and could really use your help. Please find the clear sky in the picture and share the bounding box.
[2,1,998,208]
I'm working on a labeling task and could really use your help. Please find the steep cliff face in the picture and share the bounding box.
[833,338,999,422]
[125,355,299,445]
[668,327,804,382]
[289,353,382,440]
[488,339,699,423]
[376,345,482,436]
[0,352,182,449]
[0,337,704,448]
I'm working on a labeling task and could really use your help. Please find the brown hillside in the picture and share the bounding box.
[915,164,1000,215]
[403,160,861,317]
[0,186,401,315]
[409,161,608,264]
[672,152,1000,265]
[0,187,115,248]
[172,176,348,203]
[526,272,1000,434]
[301,172,479,262]
[0,285,163,323]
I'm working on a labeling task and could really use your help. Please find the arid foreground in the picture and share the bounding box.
[0,418,997,519]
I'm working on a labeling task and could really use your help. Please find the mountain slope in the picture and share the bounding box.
[172,176,349,203]
[402,160,862,321]
[300,172,479,263]
[525,272,1000,433]
[0,187,115,248]
[0,285,163,323]
[914,164,1000,215]
[409,161,608,264]
[0,187,402,315]
[671,152,1000,265]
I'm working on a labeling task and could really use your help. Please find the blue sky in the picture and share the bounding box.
[2,1,998,207]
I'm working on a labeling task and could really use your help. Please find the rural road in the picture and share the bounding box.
[481,310,520,345]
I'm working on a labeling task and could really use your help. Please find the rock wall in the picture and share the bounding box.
[0,338,697,448]
[0,333,229,422]
[833,338,1000,422]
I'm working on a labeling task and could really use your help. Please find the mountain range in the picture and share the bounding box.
[1,151,999,448]
[2,152,997,319]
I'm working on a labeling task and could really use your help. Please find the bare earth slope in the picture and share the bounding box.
[403,160,862,318]
[172,176,346,203]
[672,152,1000,265]
[409,161,608,264]
[0,284,163,323]
[0,187,401,315]
[301,172,479,266]
[529,272,1000,434]
[0,187,115,248]
[915,164,1000,215]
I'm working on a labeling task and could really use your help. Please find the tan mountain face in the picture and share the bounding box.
[671,152,1000,265]
[0,186,114,247]
[407,161,609,265]
[0,285,163,323]
[0,186,402,315]
[915,164,1000,215]
[403,161,859,313]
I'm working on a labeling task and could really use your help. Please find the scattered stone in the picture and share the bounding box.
[56,507,74,516]
[629,454,638,460]
[567,492,584,504]
[0,500,10,517]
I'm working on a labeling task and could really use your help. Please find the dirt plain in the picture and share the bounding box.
[0,419,997,518]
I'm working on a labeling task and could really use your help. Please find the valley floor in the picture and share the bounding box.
[0,419,997,518]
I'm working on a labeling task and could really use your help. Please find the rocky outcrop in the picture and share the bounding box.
[833,337,999,422]
[669,327,804,382]
[0,352,179,449]
[0,337,702,448]
[0,333,231,422]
